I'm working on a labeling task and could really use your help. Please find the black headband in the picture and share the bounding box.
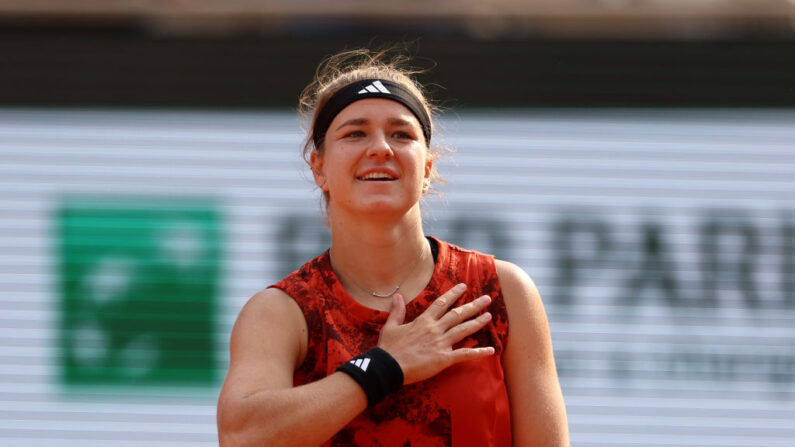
[312,79,432,149]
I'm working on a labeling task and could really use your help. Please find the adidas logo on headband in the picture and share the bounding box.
[358,80,391,95]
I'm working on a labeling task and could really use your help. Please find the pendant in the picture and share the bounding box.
[371,286,400,298]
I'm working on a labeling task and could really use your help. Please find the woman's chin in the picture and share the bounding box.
[338,198,418,218]
[361,202,408,215]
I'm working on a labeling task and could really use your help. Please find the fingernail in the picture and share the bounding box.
[478,295,491,304]
[480,312,492,321]
[455,283,467,292]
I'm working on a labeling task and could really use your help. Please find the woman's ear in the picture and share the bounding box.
[310,151,329,191]
[423,157,434,192]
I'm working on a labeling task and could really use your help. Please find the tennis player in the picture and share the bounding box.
[217,49,569,447]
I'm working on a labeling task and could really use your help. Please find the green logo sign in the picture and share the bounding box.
[58,199,221,387]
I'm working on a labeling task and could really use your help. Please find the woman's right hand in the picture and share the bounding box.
[377,284,495,385]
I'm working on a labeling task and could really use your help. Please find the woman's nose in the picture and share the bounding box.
[366,132,394,159]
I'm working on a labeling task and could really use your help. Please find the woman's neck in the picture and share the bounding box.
[327,206,432,304]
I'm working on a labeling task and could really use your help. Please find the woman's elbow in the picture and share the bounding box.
[217,397,285,447]
[217,399,246,447]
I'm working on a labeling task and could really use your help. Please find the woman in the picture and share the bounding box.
[217,49,569,447]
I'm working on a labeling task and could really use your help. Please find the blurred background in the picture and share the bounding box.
[1,1,795,446]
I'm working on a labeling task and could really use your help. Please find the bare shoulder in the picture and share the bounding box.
[230,287,308,368]
[221,287,308,401]
[493,258,552,361]
[493,258,552,358]
[494,259,543,318]
[234,287,306,334]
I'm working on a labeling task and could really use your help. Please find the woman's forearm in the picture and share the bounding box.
[218,372,367,447]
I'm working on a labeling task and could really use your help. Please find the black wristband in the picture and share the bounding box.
[336,347,404,408]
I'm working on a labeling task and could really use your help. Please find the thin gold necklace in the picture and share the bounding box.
[331,240,428,298]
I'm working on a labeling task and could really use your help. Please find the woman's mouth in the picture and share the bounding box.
[357,172,397,181]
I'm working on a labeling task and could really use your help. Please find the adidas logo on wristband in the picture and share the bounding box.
[349,357,371,372]
[337,347,404,408]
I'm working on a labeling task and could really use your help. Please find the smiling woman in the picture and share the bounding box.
[298,51,439,211]
[312,98,430,218]
[216,49,569,447]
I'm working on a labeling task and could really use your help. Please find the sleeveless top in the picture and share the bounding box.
[270,237,512,447]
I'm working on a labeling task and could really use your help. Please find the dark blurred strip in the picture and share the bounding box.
[0,0,791,39]
[0,33,794,107]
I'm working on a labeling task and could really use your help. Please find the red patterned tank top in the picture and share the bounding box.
[270,237,511,447]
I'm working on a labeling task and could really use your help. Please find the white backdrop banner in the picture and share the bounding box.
[1,108,793,446]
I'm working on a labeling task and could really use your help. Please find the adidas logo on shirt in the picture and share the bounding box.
[349,357,371,372]
[358,81,391,95]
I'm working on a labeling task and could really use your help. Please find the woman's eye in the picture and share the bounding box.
[393,131,412,139]
[345,130,365,138]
